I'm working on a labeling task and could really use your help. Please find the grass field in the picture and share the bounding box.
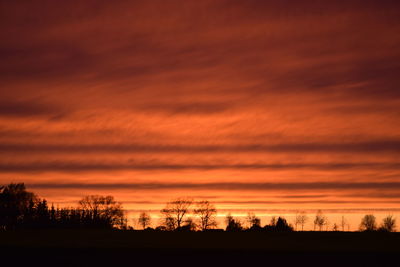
[1,230,399,266]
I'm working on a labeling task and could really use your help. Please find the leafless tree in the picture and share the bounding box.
[164,215,176,231]
[379,215,396,232]
[359,214,377,231]
[340,216,347,231]
[194,200,217,230]
[295,211,308,231]
[325,218,330,231]
[78,195,125,228]
[313,210,327,231]
[160,197,193,230]
[332,223,339,231]
[138,212,151,229]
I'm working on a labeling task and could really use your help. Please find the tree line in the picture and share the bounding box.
[0,183,126,230]
[0,183,397,232]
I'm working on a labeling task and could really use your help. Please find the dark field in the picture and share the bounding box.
[0,230,399,267]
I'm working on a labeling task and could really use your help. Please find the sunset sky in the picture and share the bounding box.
[1,0,400,229]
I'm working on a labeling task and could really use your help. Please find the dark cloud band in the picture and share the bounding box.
[1,162,400,172]
[26,181,400,191]
[1,140,400,153]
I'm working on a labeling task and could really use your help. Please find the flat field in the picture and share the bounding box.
[1,230,399,266]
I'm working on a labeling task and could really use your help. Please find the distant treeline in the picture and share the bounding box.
[0,183,397,232]
[0,183,126,230]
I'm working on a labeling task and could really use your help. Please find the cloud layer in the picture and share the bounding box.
[0,0,400,214]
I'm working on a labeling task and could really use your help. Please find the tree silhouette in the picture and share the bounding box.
[276,217,293,232]
[3,182,398,234]
[379,215,396,232]
[270,216,277,227]
[359,214,377,231]
[340,216,347,231]
[314,210,327,231]
[295,211,308,231]
[160,198,193,230]
[30,199,50,228]
[163,214,177,231]
[138,212,151,229]
[225,214,243,231]
[0,183,37,230]
[246,212,261,230]
[263,216,293,232]
[194,200,217,231]
[179,217,197,231]
[78,195,126,229]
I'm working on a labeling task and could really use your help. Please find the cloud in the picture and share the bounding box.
[108,199,400,205]
[1,141,400,154]
[138,101,234,115]
[0,101,62,118]
[0,42,94,82]
[26,181,400,191]
[1,161,400,172]
[1,0,400,211]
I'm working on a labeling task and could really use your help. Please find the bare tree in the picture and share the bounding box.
[194,201,217,231]
[78,195,125,228]
[138,212,151,229]
[325,218,330,231]
[332,223,339,231]
[164,215,176,231]
[359,214,377,231]
[379,215,396,232]
[295,211,308,231]
[160,197,193,230]
[313,210,327,231]
[340,216,347,231]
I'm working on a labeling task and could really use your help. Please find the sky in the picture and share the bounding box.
[1,0,400,229]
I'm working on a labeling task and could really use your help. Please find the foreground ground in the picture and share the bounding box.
[0,230,399,266]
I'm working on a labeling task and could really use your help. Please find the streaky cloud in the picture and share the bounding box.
[1,140,400,153]
[1,162,400,172]
[27,181,400,191]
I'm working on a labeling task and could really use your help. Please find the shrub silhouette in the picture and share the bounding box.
[378,215,396,232]
[264,217,293,232]
[359,214,377,231]
[225,214,243,231]
[246,212,262,230]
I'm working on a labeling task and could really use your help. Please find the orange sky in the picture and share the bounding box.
[1,0,400,229]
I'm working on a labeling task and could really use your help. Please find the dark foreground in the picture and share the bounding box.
[0,230,399,267]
